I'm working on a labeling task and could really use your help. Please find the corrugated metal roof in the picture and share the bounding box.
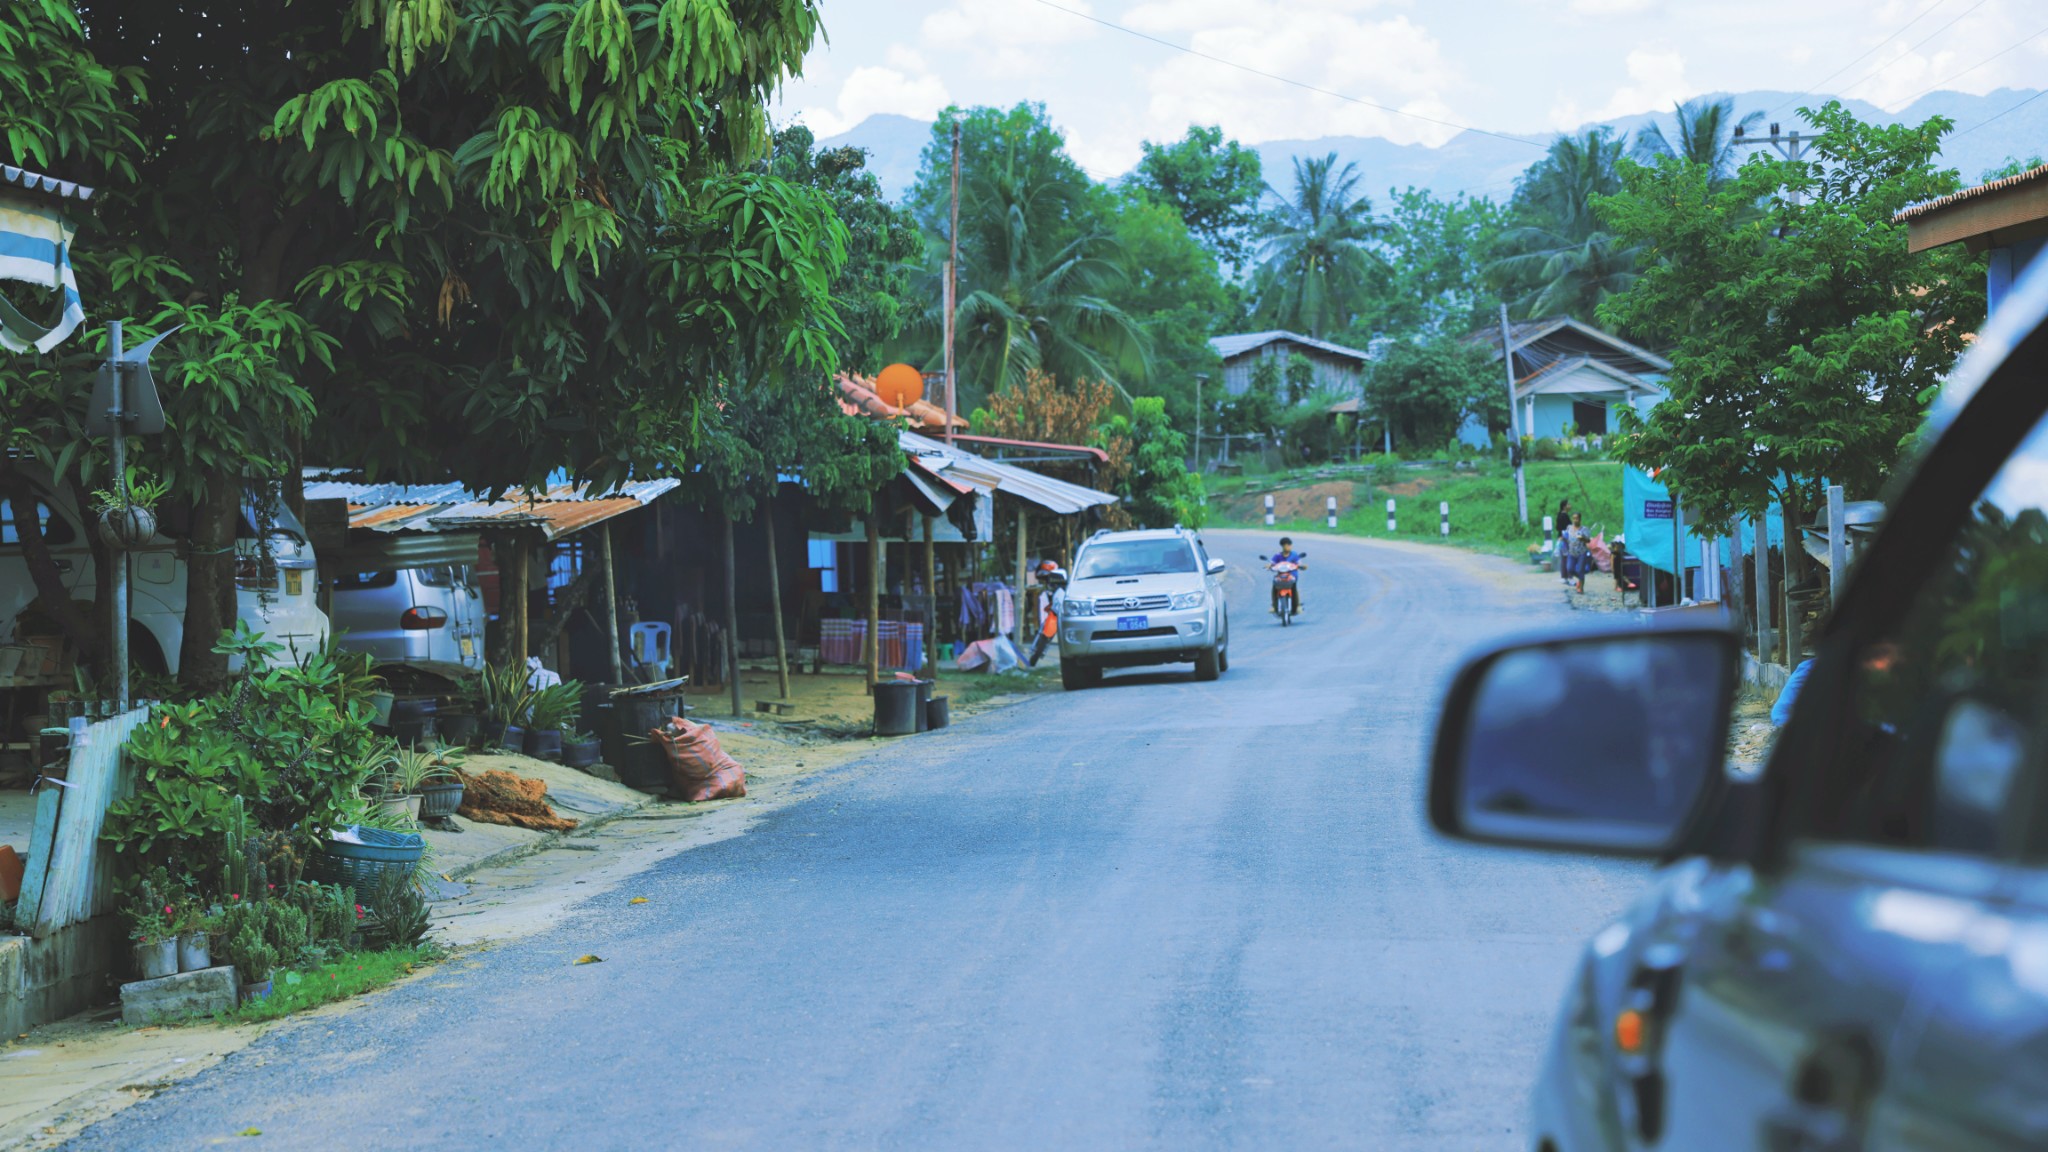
[0,165,94,204]
[899,431,1116,515]
[302,474,680,541]
[1896,164,2048,222]
[1209,330,1374,363]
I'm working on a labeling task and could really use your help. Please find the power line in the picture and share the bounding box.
[1890,20,2048,110]
[1769,0,1954,114]
[1024,0,1546,150]
[1955,88,2048,138]
[1836,0,1992,100]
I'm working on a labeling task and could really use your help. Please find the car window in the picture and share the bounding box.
[415,566,456,587]
[0,500,76,547]
[1820,410,2048,859]
[1073,540,1198,579]
[334,570,399,590]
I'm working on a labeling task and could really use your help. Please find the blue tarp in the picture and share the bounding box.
[1622,467,1785,576]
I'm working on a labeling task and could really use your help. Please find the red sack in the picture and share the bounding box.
[651,717,747,802]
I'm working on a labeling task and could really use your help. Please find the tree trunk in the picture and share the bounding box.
[866,509,881,693]
[1013,502,1028,651]
[506,536,530,670]
[923,513,938,678]
[599,524,623,685]
[179,482,239,692]
[724,515,742,718]
[0,474,98,665]
[765,500,790,701]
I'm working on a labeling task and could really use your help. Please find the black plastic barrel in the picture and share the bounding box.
[614,694,681,740]
[926,694,950,730]
[914,679,933,732]
[873,679,919,736]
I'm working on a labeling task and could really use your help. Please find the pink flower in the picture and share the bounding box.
[162,905,173,916]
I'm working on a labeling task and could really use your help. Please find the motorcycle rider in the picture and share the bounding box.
[1269,537,1305,615]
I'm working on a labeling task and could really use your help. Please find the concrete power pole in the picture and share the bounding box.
[944,121,962,441]
[1499,304,1529,526]
[1733,121,1812,207]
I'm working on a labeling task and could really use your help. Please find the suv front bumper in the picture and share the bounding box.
[1058,607,1214,667]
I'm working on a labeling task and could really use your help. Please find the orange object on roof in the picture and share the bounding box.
[837,373,967,430]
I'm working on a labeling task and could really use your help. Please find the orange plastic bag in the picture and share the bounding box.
[651,717,747,802]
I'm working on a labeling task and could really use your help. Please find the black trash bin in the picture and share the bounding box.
[926,694,950,730]
[873,679,919,736]
[914,679,933,733]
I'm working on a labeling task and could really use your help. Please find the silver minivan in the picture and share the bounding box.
[329,565,484,670]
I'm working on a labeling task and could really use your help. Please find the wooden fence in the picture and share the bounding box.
[12,707,148,938]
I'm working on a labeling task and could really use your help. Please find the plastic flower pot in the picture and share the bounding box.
[178,932,211,973]
[525,727,564,762]
[438,711,480,747]
[133,939,177,980]
[501,724,526,752]
[239,978,273,1003]
[375,793,422,823]
[562,735,602,769]
[416,778,464,820]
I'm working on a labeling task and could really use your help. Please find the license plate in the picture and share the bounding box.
[1116,615,1149,631]
[459,636,475,660]
[284,569,303,596]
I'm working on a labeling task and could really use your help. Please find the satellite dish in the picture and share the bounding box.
[875,362,924,409]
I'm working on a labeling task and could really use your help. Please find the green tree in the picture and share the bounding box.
[1105,189,1230,430]
[903,104,1148,410]
[1219,356,1281,438]
[1601,102,1984,558]
[1102,397,1204,528]
[1632,97,1763,181]
[1128,125,1265,264]
[1487,128,1641,322]
[770,125,921,369]
[1366,335,1502,451]
[1252,153,1383,338]
[1350,187,1505,342]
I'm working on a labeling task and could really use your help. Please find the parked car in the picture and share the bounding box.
[1427,268,2048,1148]
[329,564,484,670]
[0,476,328,676]
[1057,527,1228,689]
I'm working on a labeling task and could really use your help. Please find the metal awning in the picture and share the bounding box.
[898,432,1116,516]
[303,474,680,549]
[0,165,92,353]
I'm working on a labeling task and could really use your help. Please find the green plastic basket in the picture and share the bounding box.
[310,827,425,902]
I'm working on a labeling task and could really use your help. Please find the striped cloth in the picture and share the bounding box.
[819,619,925,671]
[0,192,84,353]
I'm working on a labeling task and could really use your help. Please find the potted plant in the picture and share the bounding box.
[178,906,217,972]
[562,728,603,770]
[477,663,534,750]
[438,676,483,747]
[90,469,170,550]
[127,896,177,980]
[230,928,277,1002]
[524,680,581,762]
[413,756,464,821]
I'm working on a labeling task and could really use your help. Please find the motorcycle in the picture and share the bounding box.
[1028,563,1067,666]
[1260,554,1304,626]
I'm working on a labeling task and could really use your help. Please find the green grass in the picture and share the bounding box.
[207,945,442,1024]
[1211,458,1624,559]
[952,664,1059,706]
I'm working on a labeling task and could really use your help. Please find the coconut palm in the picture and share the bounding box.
[1633,96,1764,182]
[1487,128,1643,320]
[1252,153,1385,338]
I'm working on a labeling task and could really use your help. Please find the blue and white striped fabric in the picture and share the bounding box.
[0,189,85,354]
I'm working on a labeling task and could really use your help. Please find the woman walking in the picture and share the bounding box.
[1562,512,1592,594]
[1555,499,1573,584]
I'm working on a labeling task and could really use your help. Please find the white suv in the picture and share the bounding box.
[1056,527,1228,689]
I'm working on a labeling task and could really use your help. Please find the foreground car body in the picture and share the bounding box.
[1057,527,1228,687]
[1430,261,2048,1149]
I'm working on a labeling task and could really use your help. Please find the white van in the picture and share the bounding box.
[328,564,485,670]
[0,481,330,677]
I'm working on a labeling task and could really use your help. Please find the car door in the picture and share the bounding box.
[1649,388,2048,1150]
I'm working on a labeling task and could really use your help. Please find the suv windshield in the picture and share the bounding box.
[1074,539,1198,579]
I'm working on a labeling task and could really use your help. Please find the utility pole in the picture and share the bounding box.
[1193,372,1207,472]
[106,320,128,712]
[1733,121,1811,207]
[944,120,961,441]
[1498,304,1529,526]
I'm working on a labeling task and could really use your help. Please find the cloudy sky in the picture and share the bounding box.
[773,0,2048,175]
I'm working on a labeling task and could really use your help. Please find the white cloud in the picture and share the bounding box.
[791,46,950,137]
[1570,0,1655,14]
[1125,1,1465,151]
[921,0,1098,78]
[1555,48,1691,127]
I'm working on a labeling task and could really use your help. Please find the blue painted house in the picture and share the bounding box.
[1459,317,1671,447]
[1899,162,2048,315]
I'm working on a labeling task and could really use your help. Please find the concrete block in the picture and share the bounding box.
[120,964,240,1025]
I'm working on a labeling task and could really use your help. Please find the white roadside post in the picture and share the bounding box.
[1440,501,1450,538]
[1386,498,1396,534]
[1326,495,1337,530]
[1264,494,1275,527]
[1542,514,1554,553]
[1827,484,1847,607]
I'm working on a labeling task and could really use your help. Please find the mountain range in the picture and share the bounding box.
[820,88,2046,205]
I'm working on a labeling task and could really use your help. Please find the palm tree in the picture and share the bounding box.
[909,136,1150,407]
[1633,96,1763,181]
[1487,129,1642,320]
[1252,153,1384,338]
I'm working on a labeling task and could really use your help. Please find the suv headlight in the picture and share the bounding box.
[1170,590,1206,610]
[1064,598,1094,617]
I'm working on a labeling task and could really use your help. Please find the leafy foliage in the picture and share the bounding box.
[1102,398,1205,529]
[1367,336,1505,451]
[1128,125,1265,265]
[1252,154,1384,339]
[1487,129,1641,322]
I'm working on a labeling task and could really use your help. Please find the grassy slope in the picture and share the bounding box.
[1207,459,1624,559]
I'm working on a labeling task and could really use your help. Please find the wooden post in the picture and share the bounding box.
[1014,501,1028,651]
[599,523,623,684]
[765,499,791,701]
[866,508,882,693]
[723,515,741,718]
[1754,514,1772,663]
[1729,519,1747,636]
[508,536,530,670]
[923,512,939,677]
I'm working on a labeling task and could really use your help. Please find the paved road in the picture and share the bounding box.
[69,531,1646,1151]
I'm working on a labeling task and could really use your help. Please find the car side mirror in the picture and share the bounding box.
[1206,558,1226,575]
[1428,625,1740,856]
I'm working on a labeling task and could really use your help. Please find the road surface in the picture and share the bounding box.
[68,530,1646,1150]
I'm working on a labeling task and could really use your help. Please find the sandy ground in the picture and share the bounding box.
[0,671,1049,1152]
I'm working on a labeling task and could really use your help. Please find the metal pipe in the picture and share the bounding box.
[107,320,128,712]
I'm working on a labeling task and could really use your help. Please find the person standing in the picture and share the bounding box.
[1555,499,1574,583]
[1562,512,1592,594]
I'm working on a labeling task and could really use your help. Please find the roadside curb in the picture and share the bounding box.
[442,791,660,882]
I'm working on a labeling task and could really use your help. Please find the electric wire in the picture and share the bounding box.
[1955,88,2048,138]
[1834,0,1993,100]
[1023,0,1545,150]
[1767,0,1954,114]
[1889,20,2048,110]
